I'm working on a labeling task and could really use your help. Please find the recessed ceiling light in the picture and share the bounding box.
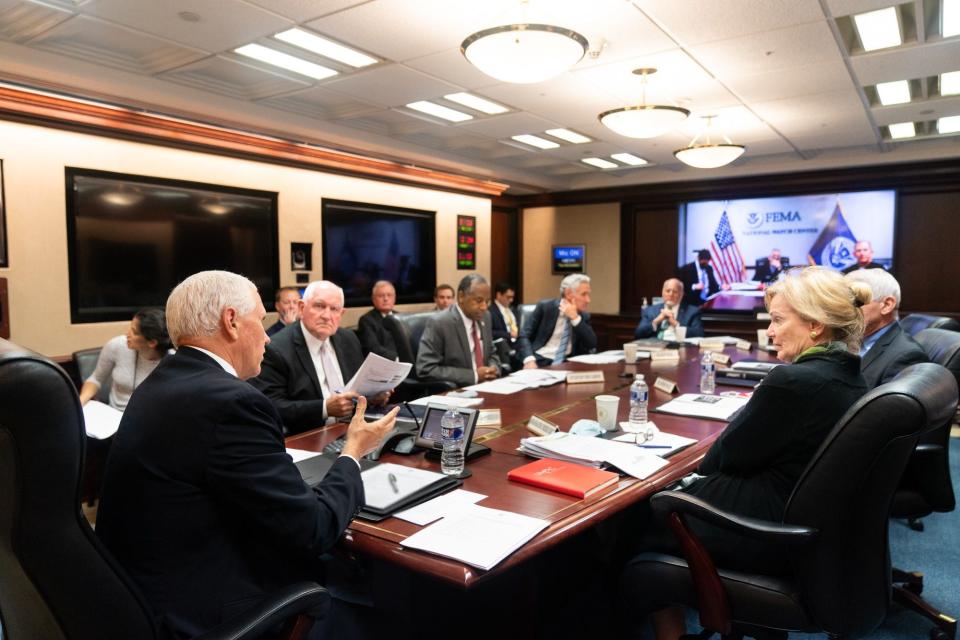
[944,0,960,38]
[405,101,473,122]
[443,92,509,114]
[888,122,916,139]
[511,134,560,149]
[582,157,618,169]
[941,70,960,96]
[611,152,648,165]
[876,80,911,105]
[234,43,338,80]
[853,7,902,51]
[938,115,960,134]
[274,28,377,68]
[545,128,591,143]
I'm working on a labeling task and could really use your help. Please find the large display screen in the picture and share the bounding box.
[678,190,896,282]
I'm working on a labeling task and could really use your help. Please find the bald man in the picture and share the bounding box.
[841,241,885,274]
[634,278,705,340]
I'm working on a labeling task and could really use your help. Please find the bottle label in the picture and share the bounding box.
[631,388,648,404]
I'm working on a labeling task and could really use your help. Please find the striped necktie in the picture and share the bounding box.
[553,318,571,364]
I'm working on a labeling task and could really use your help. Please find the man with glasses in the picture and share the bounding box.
[252,280,391,435]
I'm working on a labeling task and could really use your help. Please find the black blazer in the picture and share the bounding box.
[250,322,364,434]
[489,302,518,343]
[357,309,400,361]
[754,257,789,283]
[517,298,597,362]
[861,321,928,388]
[841,261,886,275]
[678,261,720,306]
[97,347,363,637]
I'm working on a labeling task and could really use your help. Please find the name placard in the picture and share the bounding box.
[527,414,560,436]
[699,341,726,352]
[651,350,680,362]
[566,370,605,384]
[478,408,502,427]
[712,352,731,365]
[654,376,679,393]
[735,339,752,351]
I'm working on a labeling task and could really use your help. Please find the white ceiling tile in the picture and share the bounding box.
[851,40,960,85]
[0,1,73,43]
[323,64,462,107]
[753,89,877,147]
[160,55,311,100]
[257,85,381,119]
[871,95,960,125]
[824,0,905,19]
[457,111,559,138]
[478,74,618,127]
[80,0,293,52]
[403,48,503,91]
[242,0,368,23]
[720,60,855,103]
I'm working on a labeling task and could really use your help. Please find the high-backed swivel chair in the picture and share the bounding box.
[390,311,454,400]
[620,363,957,640]
[900,314,960,337]
[0,338,329,640]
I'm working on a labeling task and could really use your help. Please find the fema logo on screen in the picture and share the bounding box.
[746,212,762,229]
[821,237,856,269]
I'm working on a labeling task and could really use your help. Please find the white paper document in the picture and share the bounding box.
[682,336,741,346]
[519,432,669,479]
[342,352,412,397]
[464,378,529,395]
[401,504,549,570]
[394,490,486,526]
[655,394,749,421]
[285,448,322,463]
[361,463,448,511]
[409,395,484,408]
[612,428,697,456]
[507,369,568,387]
[82,400,123,439]
[568,350,627,364]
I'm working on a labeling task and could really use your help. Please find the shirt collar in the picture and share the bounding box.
[300,321,330,355]
[184,345,237,377]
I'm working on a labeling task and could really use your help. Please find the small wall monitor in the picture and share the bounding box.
[552,244,586,275]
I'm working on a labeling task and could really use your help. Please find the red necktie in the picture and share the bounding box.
[472,321,484,370]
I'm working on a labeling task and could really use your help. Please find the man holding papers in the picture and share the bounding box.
[252,280,392,435]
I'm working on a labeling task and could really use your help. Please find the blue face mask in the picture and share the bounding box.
[570,419,606,437]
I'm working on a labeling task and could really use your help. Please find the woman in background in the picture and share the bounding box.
[79,307,172,410]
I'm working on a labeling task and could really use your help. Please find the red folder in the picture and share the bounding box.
[507,458,619,499]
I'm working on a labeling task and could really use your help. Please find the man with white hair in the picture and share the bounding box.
[252,279,391,435]
[518,273,597,369]
[97,271,398,638]
[845,268,927,387]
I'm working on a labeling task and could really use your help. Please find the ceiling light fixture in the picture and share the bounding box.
[234,43,338,80]
[598,68,689,138]
[674,115,746,169]
[511,134,559,149]
[941,70,960,96]
[944,0,960,37]
[582,157,618,169]
[545,128,591,143]
[938,115,960,134]
[876,79,911,105]
[853,7,902,51]
[461,2,587,84]
[274,28,377,68]
[887,122,916,139]
[443,92,509,114]
[611,152,647,166]
[406,101,473,122]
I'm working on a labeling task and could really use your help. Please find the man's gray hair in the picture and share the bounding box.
[845,268,901,308]
[302,280,345,306]
[457,273,487,294]
[560,273,590,295]
[166,271,258,347]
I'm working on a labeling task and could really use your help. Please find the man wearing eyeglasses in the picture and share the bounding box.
[251,280,391,435]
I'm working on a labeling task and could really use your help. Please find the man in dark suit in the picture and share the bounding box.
[97,270,398,638]
[518,273,597,368]
[266,286,300,336]
[678,249,721,306]
[635,278,705,339]
[416,274,501,387]
[357,280,405,361]
[252,280,391,435]
[490,281,520,344]
[841,240,886,274]
[845,269,927,387]
[754,249,789,283]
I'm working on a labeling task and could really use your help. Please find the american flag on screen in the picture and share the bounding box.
[710,211,746,284]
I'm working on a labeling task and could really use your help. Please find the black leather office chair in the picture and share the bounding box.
[72,346,112,506]
[72,346,111,403]
[900,314,960,337]
[620,363,957,640]
[0,338,329,640]
[518,303,537,334]
[390,311,454,400]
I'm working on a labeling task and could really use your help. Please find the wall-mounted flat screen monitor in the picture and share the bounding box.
[321,199,436,307]
[66,168,279,324]
[552,244,586,275]
[678,190,896,283]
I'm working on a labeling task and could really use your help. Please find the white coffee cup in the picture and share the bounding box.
[674,326,688,341]
[623,342,639,364]
[595,395,620,432]
[757,329,769,347]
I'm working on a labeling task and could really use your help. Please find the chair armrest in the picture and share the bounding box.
[192,582,329,640]
[651,490,818,545]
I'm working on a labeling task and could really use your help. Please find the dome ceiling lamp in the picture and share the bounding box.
[598,68,690,139]
[460,1,588,84]
[674,115,746,169]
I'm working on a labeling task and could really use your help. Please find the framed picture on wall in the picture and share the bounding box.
[0,159,6,267]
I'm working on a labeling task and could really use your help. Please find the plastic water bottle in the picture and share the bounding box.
[440,408,465,476]
[629,374,649,426]
[700,350,716,395]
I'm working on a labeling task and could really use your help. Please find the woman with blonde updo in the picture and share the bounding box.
[633,267,873,640]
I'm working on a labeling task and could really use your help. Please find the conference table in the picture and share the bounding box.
[286,341,779,592]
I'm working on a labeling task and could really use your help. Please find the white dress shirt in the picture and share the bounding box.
[457,306,482,383]
[533,307,581,362]
[301,323,343,423]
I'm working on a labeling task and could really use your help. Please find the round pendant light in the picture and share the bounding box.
[598,68,689,138]
[674,115,746,168]
[461,23,588,84]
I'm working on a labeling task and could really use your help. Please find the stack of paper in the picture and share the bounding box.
[731,360,780,374]
[343,352,412,396]
[655,394,749,421]
[682,336,741,346]
[82,400,123,440]
[568,350,628,364]
[611,429,697,457]
[508,369,568,387]
[518,432,669,480]
[409,395,484,408]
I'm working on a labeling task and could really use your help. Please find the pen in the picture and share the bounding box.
[388,472,399,494]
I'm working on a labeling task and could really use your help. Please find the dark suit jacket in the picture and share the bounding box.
[754,257,789,283]
[265,319,287,337]
[517,298,597,363]
[678,261,720,306]
[97,347,363,638]
[861,321,928,388]
[841,261,885,275]
[250,322,364,435]
[634,302,705,339]
[357,309,400,361]
[489,302,518,343]
[416,306,501,387]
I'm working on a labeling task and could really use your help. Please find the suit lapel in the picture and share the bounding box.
[862,323,900,371]
[330,330,355,381]
[451,306,473,363]
[292,324,323,397]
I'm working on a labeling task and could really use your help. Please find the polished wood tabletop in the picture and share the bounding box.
[286,343,778,588]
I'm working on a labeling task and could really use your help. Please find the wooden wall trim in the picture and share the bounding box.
[0,85,509,197]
